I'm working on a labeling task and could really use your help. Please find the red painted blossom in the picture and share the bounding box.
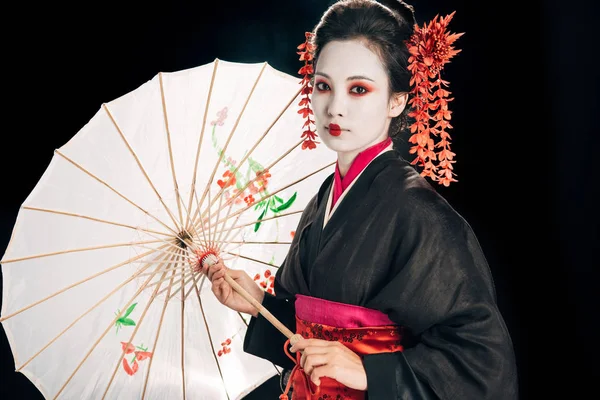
[123,358,139,376]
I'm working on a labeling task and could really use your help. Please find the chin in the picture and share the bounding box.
[321,136,366,154]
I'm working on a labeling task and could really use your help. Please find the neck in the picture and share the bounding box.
[336,135,390,177]
[337,151,358,177]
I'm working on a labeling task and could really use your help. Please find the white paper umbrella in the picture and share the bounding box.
[0,59,336,399]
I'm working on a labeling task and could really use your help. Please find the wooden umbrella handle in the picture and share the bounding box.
[203,254,303,346]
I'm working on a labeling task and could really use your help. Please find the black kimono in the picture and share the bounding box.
[243,149,519,399]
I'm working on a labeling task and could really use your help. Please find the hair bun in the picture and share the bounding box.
[377,0,416,26]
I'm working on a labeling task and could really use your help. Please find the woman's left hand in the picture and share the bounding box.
[290,338,367,391]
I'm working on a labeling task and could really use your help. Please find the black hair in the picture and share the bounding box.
[311,0,417,148]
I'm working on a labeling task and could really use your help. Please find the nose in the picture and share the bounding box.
[327,91,346,117]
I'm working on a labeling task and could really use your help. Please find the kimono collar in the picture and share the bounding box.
[332,137,392,209]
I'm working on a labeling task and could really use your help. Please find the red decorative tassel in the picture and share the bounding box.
[407,12,464,186]
[297,32,319,150]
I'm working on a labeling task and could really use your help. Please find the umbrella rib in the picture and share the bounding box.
[199,84,304,221]
[185,59,219,232]
[180,260,186,400]
[101,255,178,399]
[159,72,185,228]
[145,267,191,294]
[189,62,268,231]
[184,273,205,302]
[210,210,302,255]
[53,251,172,399]
[197,138,304,228]
[1,244,168,324]
[141,253,182,399]
[210,187,227,249]
[18,206,173,238]
[190,273,231,400]
[233,312,281,376]
[213,210,243,255]
[102,103,182,232]
[1,239,162,264]
[221,251,279,269]
[55,150,179,237]
[216,240,293,245]
[16,249,170,374]
[209,161,335,229]
[192,187,211,251]
[165,269,196,301]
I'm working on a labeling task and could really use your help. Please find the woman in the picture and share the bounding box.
[203,0,518,398]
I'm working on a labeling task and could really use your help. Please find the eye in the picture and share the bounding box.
[315,81,331,91]
[350,86,369,95]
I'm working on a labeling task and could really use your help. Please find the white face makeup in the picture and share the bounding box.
[311,39,405,157]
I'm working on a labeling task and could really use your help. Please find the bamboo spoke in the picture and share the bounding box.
[165,270,197,301]
[17,250,171,373]
[55,150,179,237]
[17,206,172,239]
[204,209,301,253]
[199,84,304,222]
[213,240,292,245]
[141,253,181,399]
[214,211,243,254]
[101,255,178,399]
[53,252,174,399]
[159,72,184,228]
[221,251,279,269]
[180,257,186,400]
[208,161,334,230]
[197,137,304,229]
[103,103,182,232]
[148,268,192,295]
[184,273,205,302]
[136,244,191,260]
[189,63,268,230]
[192,187,210,249]
[185,59,219,232]
[1,239,162,264]
[211,187,227,249]
[190,273,230,400]
[0,245,168,323]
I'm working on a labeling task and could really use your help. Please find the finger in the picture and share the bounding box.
[310,364,335,387]
[212,268,226,282]
[302,353,329,376]
[207,264,224,281]
[291,338,331,352]
[300,346,329,367]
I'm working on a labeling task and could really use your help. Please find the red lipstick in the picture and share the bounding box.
[329,124,342,136]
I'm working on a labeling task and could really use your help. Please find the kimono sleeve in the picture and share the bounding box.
[364,188,519,400]
[243,292,297,370]
[242,195,318,370]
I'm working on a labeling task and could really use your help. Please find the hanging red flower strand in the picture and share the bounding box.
[407,12,464,187]
[297,32,319,150]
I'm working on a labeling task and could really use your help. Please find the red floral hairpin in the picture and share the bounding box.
[297,32,319,150]
[407,11,464,186]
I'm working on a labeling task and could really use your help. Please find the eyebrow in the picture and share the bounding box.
[314,72,375,82]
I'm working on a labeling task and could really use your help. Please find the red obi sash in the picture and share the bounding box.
[279,295,406,400]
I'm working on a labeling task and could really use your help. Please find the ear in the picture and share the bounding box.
[388,92,408,118]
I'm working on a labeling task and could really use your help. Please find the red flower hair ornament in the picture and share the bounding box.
[297,12,464,187]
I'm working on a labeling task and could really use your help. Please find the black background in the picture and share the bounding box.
[1,0,597,398]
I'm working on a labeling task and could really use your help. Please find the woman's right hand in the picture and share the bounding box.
[202,259,265,317]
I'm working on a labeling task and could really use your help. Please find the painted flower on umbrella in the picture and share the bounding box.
[121,341,153,376]
[218,338,232,357]
[254,269,275,295]
[210,108,298,233]
[406,11,463,187]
